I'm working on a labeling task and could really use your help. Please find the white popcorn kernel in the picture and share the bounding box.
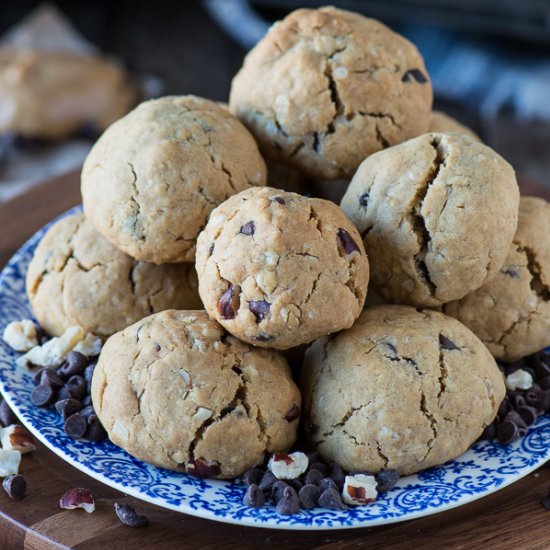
[0,449,21,477]
[342,474,378,505]
[0,424,36,454]
[3,320,38,352]
[333,66,348,79]
[268,451,308,480]
[193,407,213,422]
[505,369,533,391]
[73,333,102,357]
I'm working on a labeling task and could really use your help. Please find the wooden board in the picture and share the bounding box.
[0,170,548,549]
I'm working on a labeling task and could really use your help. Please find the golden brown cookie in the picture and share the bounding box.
[196,187,370,350]
[230,6,432,180]
[81,95,267,264]
[429,111,480,141]
[444,196,550,362]
[91,310,301,479]
[341,132,519,307]
[27,213,202,338]
[302,305,505,475]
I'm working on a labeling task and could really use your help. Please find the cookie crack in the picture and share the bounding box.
[375,439,390,468]
[127,162,145,242]
[420,393,438,462]
[437,337,449,402]
[520,244,550,301]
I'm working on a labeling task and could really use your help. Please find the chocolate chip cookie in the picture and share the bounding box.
[341,132,519,307]
[81,95,267,264]
[444,196,550,362]
[429,111,480,142]
[195,187,370,350]
[230,6,432,180]
[302,305,505,475]
[27,213,202,338]
[91,310,301,479]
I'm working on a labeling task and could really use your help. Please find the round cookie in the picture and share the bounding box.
[341,132,519,307]
[229,6,432,180]
[196,187,370,350]
[81,95,267,264]
[0,48,136,139]
[444,196,550,362]
[429,111,480,142]
[301,305,505,475]
[91,310,301,479]
[27,212,202,338]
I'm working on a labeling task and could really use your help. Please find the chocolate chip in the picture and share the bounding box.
[83,364,96,383]
[539,376,550,390]
[439,334,459,351]
[329,463,346,489]
[376,469,400,492]
[40,369,65,389]
[305,469,324,486]
[337,228,360,256]
[402,68,428,83]
[252,334,273,342]
[65,375,86,400]
[231,366,242,376]
[497,420,519,444]
[154,343,161,352]
[286,478,303,492]
[359,193,369,207]
[276,486,300,515]
[243,484,265,508]
[59,352,89,377]
[272,197,286,205]
[242,468,264,486]
[298,484,320,509]
[481,422,497,440]
[510,393,527,409]
[284,404,300,422]
[318,477,338,492]
[525,390,542,408]
[55,398,82,419]
[248,300,270,323]
[64,413,87,439]
[208,243,215,257]
[504,410,527,429]
[0,399,16,426]
[271,480,289,504]
[31,384,55,407]
[114,503,149,527]
[541,389,550,412]
[3,474,26,500]
[259,470,277,492]
[240,221,255,235]
[79,406,95,420]
[86,416,107,442]
[516,406,537,427]
[318,487,346,509]
[81,395,93,408]
[308,423,320,437]
[56,386,71,402]
[309,462,328,477]
[306,452,320,465]
[33,368,47,386]
[498,398,511,418]
[217,284,240,320]
[502,266,520,278]
[187,457,221,478]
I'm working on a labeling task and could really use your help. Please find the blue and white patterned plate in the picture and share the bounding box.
[0,208,549,530]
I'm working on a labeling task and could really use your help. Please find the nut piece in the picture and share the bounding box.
[3,474,26,500]
[114,502,149,527]
[59,487,96,513]
[186,457,221,479]
[0,424,36,454]
[0,449,21,477]
[268,451,308,480]
[342,474,378,505]
[3,320,38,352]
[505,369,533,391]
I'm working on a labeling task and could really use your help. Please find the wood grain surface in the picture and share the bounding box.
[0,171,548,550]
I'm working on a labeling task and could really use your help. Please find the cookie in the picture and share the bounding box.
[26,213,202,338]
[429,111,480,142]
[229,6,432,180]
[302,305,505,475]
[0,48,136,139]
[196,187,370,350]
[444,196,550,362]
[81,95,267,264]
[91,310,301,479]
[341,132,519,307]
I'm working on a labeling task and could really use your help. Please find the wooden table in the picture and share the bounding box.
[0,171,548,549]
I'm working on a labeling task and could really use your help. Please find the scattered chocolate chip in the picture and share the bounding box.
[187,457,221,479]
[217,284,240,320]
[59,352,89,377]
[306,452,320,465]
[284,404,300,422]
[55,398,82,419]
[83,364,96,383]
[243,484,265,508]
[329,463,346,490]
[64,413,87,439]
[242,468,264,486]
[272,197,286,205]
[3,474,26,500]
[40,369,65,389]
[497,420,519,444]
[259,470,277,492]
[114,502,149,527]
[154,343,161,352]
[81,395,93,408]
[31,384,56,407]
[498,398,511,418]
[0,399,16,426]
[308,422,320,437]
[299,484,321,509]
[286,478,303,492]
[79,406,95,420]
[402,68,428,83]
[540,376,550,390]
[309,462,328,477]
[65,376,86,401]
[318,487,346,509]
[318,477,338,493]
[252,334,273,342]
[56,386,71,402]
[502,266,520,278]
[376,469,400,492]
[359,193,369,207]
[85,416,107,442]
[33,368,47,386]
[304,469,324,486]
[481,422,497,440]
[271,480,289,504]
[276,486,300,515]
[525,391,542,408]
[337,228,360,256]
[248,300,270,323]
[240,221,255,235]
[439,334,459,351]
[504,410,527,429]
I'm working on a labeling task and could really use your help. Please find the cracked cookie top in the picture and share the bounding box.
[444,196,550,362]
[429,111,480,142]
[229,6,432,180]
[301,305,505,475]
[81,95,267,264]
[91,310,301,479]
[195,187,370,350]
[341,132,519,307]
[26,213,202,338]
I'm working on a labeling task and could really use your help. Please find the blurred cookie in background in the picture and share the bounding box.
[429,110,481,142]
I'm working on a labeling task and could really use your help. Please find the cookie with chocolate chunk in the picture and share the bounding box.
[195,187,370,350]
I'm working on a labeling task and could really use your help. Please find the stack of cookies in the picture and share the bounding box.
[25,7,548,487]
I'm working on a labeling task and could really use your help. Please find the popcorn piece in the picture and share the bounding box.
[3,320,38,352]
[268,451,308,480]
[0,424,36,454]
[73,333,102,357]
[505,369,533,391]
[0,449,21,477]
[342,473,378,505]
